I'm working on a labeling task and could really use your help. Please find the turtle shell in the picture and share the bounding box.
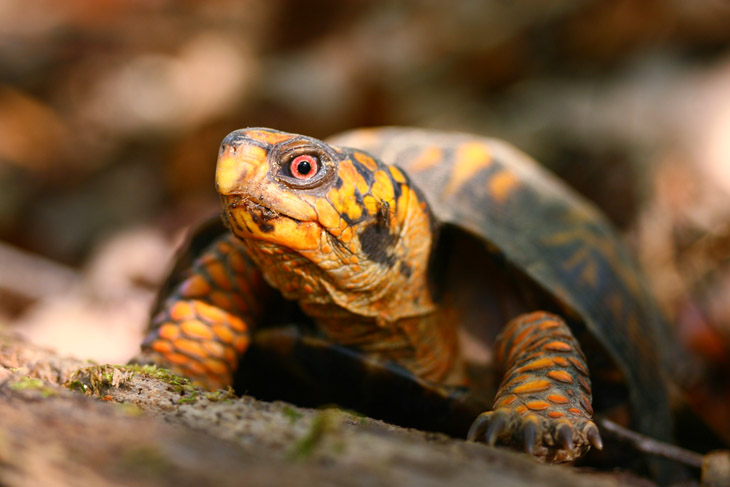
[326,127,676,447]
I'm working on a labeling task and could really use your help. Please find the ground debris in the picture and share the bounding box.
[0,331,644,487]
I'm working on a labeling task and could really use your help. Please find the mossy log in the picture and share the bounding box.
[0,331,650,487]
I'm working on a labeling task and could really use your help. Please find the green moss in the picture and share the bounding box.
[117,446,172,476]
[10,377,56,398]
[114,402,145,417]
[177,391,200,404]
[178,386,237,405]
[67,364,195,397]
[282,406,303,424]
[66,380,89,394]
[123,364,191,388]
[69,365,134,394]
[331,438,346,455]
[288,409,343,460]
[203,387,236,403]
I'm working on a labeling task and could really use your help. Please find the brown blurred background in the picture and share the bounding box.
[1,0,730,437]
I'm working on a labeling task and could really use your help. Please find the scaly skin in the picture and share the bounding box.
[138,234,269,389]
[468,311,602,461]
[137,127,602,462]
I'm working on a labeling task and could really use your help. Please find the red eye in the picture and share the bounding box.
[289,155,318,179]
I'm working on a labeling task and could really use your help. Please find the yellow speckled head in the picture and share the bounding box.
[216,128,338,252]
[216,127,436,323]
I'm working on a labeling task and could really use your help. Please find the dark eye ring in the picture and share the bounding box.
[288,154,319,180]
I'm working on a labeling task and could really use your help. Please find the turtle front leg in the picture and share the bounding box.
[468,311,603,462]
[132,234,269,390]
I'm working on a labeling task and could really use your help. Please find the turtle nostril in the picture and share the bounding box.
[218,143,241,159]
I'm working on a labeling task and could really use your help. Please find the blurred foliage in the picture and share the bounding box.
[2,0,730,261]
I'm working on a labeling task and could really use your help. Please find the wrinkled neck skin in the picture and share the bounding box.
[232,185,461,383]
[317,187,436,325]
[237,181,436,325]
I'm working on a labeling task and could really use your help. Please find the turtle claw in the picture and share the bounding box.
[522,416,539,456]
[544,419,602,462]
[556,421,574,452]
[468,408,602,463]
[467,408,520,445]
[585,422,603,450]
[485,411,510,445]
[466,413,487,442]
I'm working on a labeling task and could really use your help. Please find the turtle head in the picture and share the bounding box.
[216,127,436,322]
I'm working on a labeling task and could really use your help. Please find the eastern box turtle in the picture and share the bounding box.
[136,127,677,475]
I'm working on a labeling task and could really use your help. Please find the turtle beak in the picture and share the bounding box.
[215,131,269,196]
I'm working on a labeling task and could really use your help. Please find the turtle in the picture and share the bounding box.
[134,126,678,476]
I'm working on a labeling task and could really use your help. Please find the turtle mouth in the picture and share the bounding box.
[222,195,287,235]
[221,193,325,254]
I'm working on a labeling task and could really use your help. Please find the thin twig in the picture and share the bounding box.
[597,417,703,468]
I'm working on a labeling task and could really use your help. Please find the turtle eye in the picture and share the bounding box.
[287,154,319,180]
[275,144,333,188]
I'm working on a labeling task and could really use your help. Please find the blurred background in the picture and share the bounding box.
[1,0,730,441]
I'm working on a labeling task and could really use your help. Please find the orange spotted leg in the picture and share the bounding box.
[133,233,269,390]
[468,311,603,462]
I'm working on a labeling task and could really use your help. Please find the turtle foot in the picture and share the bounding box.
[467,407,603,462]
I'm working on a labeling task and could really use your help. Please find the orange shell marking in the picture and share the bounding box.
[488,169,520,204]
[443,142,491,196]
[409,146,443,172]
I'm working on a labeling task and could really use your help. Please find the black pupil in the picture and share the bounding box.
[296,159,312,175]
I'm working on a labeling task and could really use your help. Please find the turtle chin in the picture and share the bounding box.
[222,195,324,253]
[221,195,279,237]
